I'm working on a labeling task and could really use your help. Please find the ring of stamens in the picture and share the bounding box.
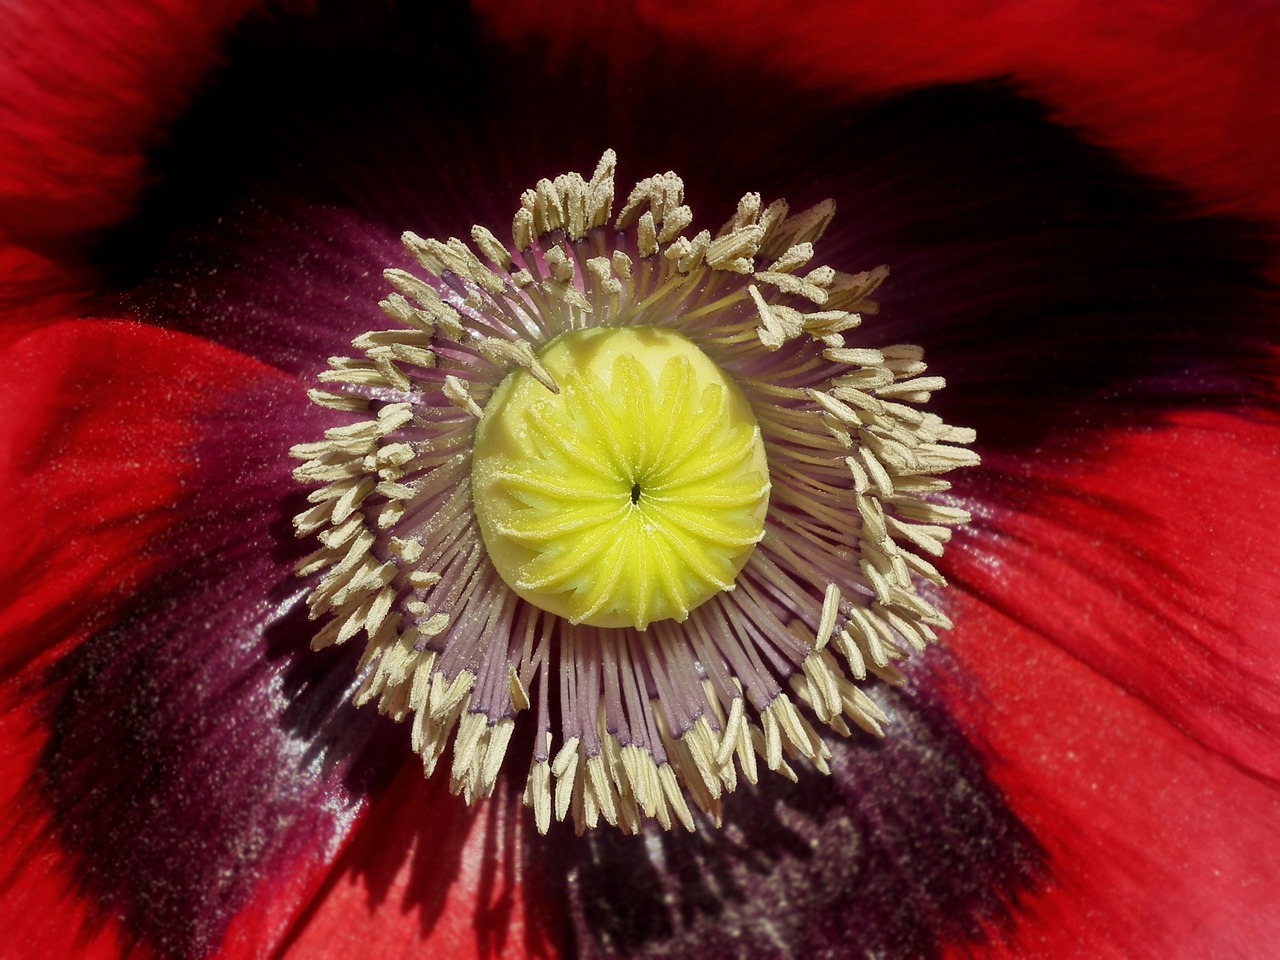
[290,150,978,835]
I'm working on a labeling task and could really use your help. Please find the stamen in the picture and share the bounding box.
[290,151,978,834]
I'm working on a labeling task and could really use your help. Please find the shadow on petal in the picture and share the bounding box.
[538,673,1043,960]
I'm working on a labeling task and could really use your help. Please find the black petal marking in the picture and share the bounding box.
[541,674,1042,960]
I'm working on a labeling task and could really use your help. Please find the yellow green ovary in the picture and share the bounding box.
[472,326,770,630]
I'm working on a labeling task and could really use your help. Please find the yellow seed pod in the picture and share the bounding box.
[472,326,771,630]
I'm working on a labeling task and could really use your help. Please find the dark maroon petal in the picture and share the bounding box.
[541,667,1040,960]
[95,3,1273,446]
[826,84,1277,449]
[36,370,404,958]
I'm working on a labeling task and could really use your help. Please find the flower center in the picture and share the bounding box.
[290,150,980,835]
[472,326,770,630]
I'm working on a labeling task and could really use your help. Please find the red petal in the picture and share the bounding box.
[0,0,255,242]
[0,670,363,960]
[954,410,1280,782]
[940,410,1280,955]
[214,807,388,960]
[477,0,1280,221]
[0,688,136,960]
[0,0,257,336]
[0,319,292,677]
[0,245,85,349]
[275,765,558,960]
[0,319,403,959]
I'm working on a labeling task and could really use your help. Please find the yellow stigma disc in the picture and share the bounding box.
[471,326,770,630]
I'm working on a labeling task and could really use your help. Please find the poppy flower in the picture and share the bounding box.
[3,1,1279,959]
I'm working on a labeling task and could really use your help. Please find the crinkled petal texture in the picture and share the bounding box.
[2,1,1280,959]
